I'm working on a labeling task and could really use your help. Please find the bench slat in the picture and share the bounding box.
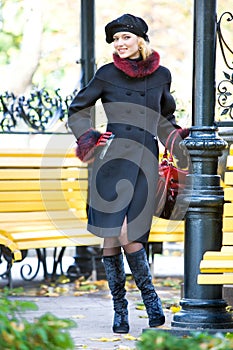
[225,171,233,185]
[226,156,233,171]
[149,233,184,242]
[0,148,77,158]
[200,260,233,272]
[149,218,184,242]
[151,218,184,232]
[1,221,87,233]
[221,246,233,253]
[0,180,82,191]
[0,168,87,180]
[223,232,233,245]
[203,251,233,260]
[10,227,94,240]
[223,217,233,232]
[223,203,233,217]
[224,187,233,201]
[230,145,233,156]
[0,191,86,202]
[0,200,85,212]
[0,210,86,222]
[16,235,102,250]
[198,274,233,285]
[0,157,80,168]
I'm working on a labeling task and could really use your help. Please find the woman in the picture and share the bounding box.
[68,13,189,333]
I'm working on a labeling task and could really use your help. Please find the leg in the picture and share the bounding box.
[124,243,165,327]
[102,236,129,333]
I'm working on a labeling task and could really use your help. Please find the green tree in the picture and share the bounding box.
[0,0,43,94]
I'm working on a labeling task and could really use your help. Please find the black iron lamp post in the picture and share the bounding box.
[69,0,101,280]
[171,0,233,330]
[80,0,95,88]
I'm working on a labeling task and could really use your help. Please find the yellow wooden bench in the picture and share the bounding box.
[198,145,233,285]
[0,147,103,284]
[150,218,184,243]
[0,144,184,285]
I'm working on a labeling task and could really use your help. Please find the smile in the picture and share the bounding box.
[118,48,127,54]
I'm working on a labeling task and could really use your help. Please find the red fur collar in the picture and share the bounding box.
[113,51,160,78]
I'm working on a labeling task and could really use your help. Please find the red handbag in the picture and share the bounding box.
[154,130,189,220]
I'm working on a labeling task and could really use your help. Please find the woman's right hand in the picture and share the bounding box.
[96,131,113,147]
[75,129,113,163]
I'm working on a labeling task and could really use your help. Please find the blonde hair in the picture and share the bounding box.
[138,37,153,60]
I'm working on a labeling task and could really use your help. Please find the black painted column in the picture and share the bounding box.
[80,0,95,88]
[71,0,97,279]
[171,0,233,329]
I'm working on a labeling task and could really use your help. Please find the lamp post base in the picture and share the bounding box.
[171,298,233,329]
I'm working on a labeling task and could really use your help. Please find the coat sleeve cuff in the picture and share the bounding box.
[76,128,102,162]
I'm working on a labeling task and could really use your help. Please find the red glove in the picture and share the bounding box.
[76,129,113,163]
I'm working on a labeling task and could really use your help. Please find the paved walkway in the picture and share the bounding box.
[1,244,184,349]
[10,280,181,350]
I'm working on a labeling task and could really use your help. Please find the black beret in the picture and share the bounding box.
[105,14,149,44]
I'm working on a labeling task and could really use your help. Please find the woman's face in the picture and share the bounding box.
[113,32,140,59]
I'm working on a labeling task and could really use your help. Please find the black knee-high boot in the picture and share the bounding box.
[126,247,165,327]
[103,253,129,333]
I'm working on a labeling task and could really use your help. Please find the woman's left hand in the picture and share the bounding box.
[177,128,190,139]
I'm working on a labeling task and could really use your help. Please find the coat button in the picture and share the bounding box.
[126,126,131,130]
[126,91,132,96]
[140,92,145,96]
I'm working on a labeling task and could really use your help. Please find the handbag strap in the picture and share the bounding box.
[163,129,179,161]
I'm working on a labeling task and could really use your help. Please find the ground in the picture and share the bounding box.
[3,276,182,350]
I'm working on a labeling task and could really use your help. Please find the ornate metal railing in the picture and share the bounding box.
[216,11,233,126]
[0,88,76,133]
[0,13,231,133]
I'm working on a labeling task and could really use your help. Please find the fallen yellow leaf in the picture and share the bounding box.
[45,292,60,297]
[90,337,121,342]
[136,303,145,310]
[54,286,69,294]
[71,314,86,319]
[123,334,138,341]
[57,275,70,284]
[170,305,181,313]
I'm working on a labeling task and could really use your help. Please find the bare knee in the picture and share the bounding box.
[123,242,143,255]
[103,237,121,256]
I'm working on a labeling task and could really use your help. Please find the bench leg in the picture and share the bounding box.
[38,249,48,280]
[51,247,66,281]
[0,263,13,288]
[36,248,66,281]
[0,246,14,288]
[20,249,43,281]
[20,248,67,282]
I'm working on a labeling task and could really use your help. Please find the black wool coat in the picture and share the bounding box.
[68,53,180,242]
